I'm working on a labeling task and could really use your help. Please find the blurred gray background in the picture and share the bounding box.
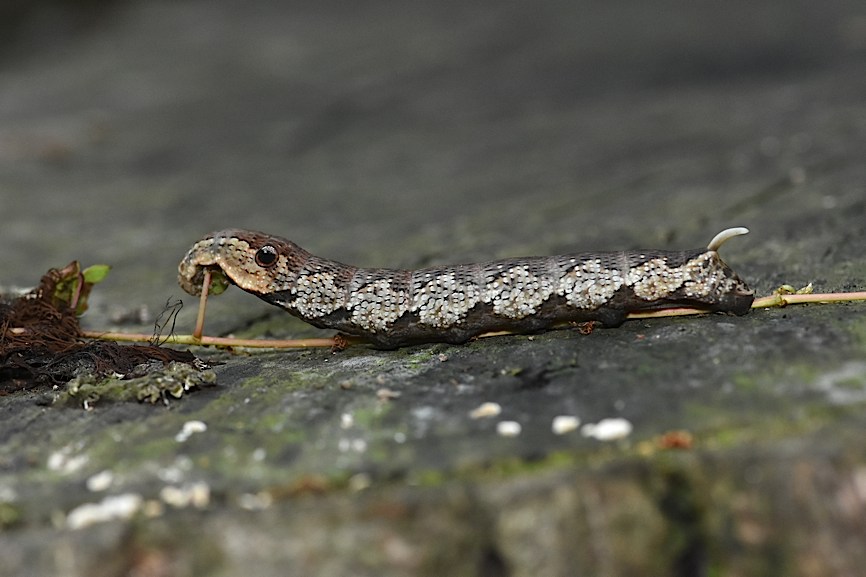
[3,1,864,307]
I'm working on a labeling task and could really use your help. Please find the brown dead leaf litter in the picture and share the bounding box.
[0,262,211,404]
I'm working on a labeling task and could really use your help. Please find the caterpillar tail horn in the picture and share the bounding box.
[707,227,749,252]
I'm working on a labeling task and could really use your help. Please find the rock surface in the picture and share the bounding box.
[2,1,866,575]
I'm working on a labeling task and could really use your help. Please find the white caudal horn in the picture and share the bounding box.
[707,227,749,252]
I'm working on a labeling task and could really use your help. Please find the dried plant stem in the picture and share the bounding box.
[80,290,866,349]
[751,291,866,308]
[192,269,211,340]
[81,329,340,348]
[630,291,866,320]
[625,307,708,320]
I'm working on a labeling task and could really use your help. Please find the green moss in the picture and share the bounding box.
[833,376,866,390]
[0,501,22,528]
[847,316,866,349]
[407,468,448,487]
[56,362,217,408]
[731,373,760,393]
[351,404,393,429]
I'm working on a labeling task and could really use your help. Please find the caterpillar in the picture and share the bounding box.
[178,227,754,348]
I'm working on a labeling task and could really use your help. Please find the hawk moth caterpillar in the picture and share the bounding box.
[178,227,753,348]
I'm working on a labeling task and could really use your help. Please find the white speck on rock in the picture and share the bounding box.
[338,438,368,453]
[496,420,522,437]
[377,387,401,401]
[175,420,207,442]
[160,482,210,509]
[0,484,17,502]
[157,456,193,483]
[66,493,143,530]
[469,402,502,419]
[86,470,114,492]
[340,413,354,429]
[551,415,580,435]
[582,418,633,441]
[412,406,436,421]
[47,446,89,474]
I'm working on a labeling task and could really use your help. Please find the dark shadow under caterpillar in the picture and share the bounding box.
[178,227,754,348]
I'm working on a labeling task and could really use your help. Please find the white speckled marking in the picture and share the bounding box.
[557,259,624,309]
[625,253,738,301]
[348,279,409,332]
[682,252,723,298]
[481,265,554,318]
[627,258,684,300]
[411,272,481,327]
[291,271,344,317]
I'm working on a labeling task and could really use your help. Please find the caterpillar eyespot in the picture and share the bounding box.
[178,228,754,349]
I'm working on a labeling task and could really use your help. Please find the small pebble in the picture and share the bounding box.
[377,388,401,401]
[469,402,502,419]
[66,494,143,530]
[160,482,210,509]
[551,415,580,435]
[47,449,88,474]
[175,420,207,442]
[86,470,114,492]
[496,420,522,437]
[581,418,633,441]
[338,438,368,453]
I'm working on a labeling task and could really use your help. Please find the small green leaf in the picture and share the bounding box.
[207,270,230,295]
[50,262,112,315]
[82,264,111,284]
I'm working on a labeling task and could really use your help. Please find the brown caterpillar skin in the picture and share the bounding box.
[178,229,754,349]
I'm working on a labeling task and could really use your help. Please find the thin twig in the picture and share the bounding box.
[79,290,866,349]
[81,330,339,348]
[68,270,85,312]
[751,291,866,308]
[192,269,211,340]
[625,307,710,320]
